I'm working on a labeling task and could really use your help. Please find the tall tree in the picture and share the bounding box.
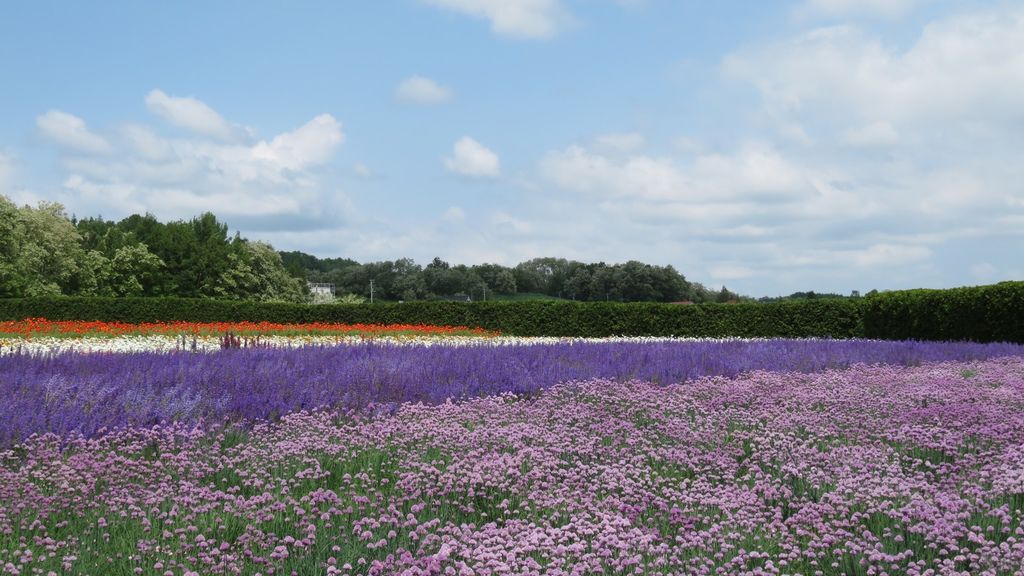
[0,197,93,297]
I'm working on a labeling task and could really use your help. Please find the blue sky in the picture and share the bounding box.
[1,0,1021,297]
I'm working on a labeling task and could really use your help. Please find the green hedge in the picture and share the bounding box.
[3,282,1020,341]
[0,296,864,338]
[862,281,1024,343]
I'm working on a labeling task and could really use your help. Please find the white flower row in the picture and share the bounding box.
[0,333,797,355]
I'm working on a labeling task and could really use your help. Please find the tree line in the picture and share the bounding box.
[282,254,740,303]
[1,195,303,301]
[1,194,742,303]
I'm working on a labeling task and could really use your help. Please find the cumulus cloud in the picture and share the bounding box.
[841,121,899,147]
[145,89,250,142]
[42,91,346,226]
[396,75,453,104]
[850,243,931,267]
[251,114,343,171]
[710,264,756,280]
[723,8,1024,129]
[36,110,111,154]
[492,211,532,234]
[444,137,501,178]
[540,142,811,203]
[420,0,572,39]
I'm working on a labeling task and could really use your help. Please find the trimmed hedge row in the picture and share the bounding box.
[1,281,1020,341]
[0,296,864,338]
[862,281,1024,343]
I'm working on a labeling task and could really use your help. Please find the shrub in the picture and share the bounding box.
[863,281,1024,343]
[0,296,862,338]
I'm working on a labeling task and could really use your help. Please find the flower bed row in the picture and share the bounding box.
[3,358,1023,575]
[3,338,1023,446]
[1,334,840,356]
[0,318,498,338]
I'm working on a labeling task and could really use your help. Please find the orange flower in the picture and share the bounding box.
[0,318,498,338]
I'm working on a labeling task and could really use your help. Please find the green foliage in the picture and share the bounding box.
[6,283,1020,342]
[863,281,1024,343]
[215,241,305,302]
[297,253,713,303]
[0,197,94,297]
[335,293,366,304]
[108,243,165,297]
[0,195,307,303]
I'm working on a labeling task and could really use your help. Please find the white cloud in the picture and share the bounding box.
[444,137,501,178]
[119,124,174,161]
[36,110,111,154]
[682,4,1024,291]
[40,92,346,225]
[421,0,572,39]
[673,137,704,155]
[540,142,811,202]
[594,132,645,151]
[850,243,931,267]
[710,264,756,280]
[492,211,532,234]
[251,114,343,171]
[795,0,921,20]
[841,121,899,146]
[396,75,453,104]
[145,89,250,142]
[724,8,1024,128]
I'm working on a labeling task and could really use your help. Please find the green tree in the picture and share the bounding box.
[108,243,165,297]
[472,263,517,295]
[391,258,427,301]
[0,195,26,297]
[0,196,93,296]
[716,285,733,303]
[212,241,304,302]
[424,257,462,297]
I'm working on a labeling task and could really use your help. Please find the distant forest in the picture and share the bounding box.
[1,195,862,303]
[281,252,732,303]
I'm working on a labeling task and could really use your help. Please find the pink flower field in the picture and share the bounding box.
[2,357,1023,575]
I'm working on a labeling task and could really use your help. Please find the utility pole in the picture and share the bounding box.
[370,279,375,304]
[481,283,487,302]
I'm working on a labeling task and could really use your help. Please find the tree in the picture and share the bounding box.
[391,258,427,301]
[213,241,304,302]
[515,258,572,297]
[0,197,93,297]
[716,285,733,303]
[565,267,592,300]
[189,213,234,298]
[0,195,26,297]
[512,261,545,294]
[472,263,517,295]
[424,257,463,297]
[108,243,165,297]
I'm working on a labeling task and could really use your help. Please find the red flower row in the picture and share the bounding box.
[0,318,498,338]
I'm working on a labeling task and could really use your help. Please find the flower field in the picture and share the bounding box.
[0,319,497,339]
[2,323,1024,575]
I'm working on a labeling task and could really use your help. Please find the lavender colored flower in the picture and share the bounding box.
[1,358,1023,574]
[1,338,1022,444]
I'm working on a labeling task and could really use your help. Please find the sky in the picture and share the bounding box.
[1,0,1022,297]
